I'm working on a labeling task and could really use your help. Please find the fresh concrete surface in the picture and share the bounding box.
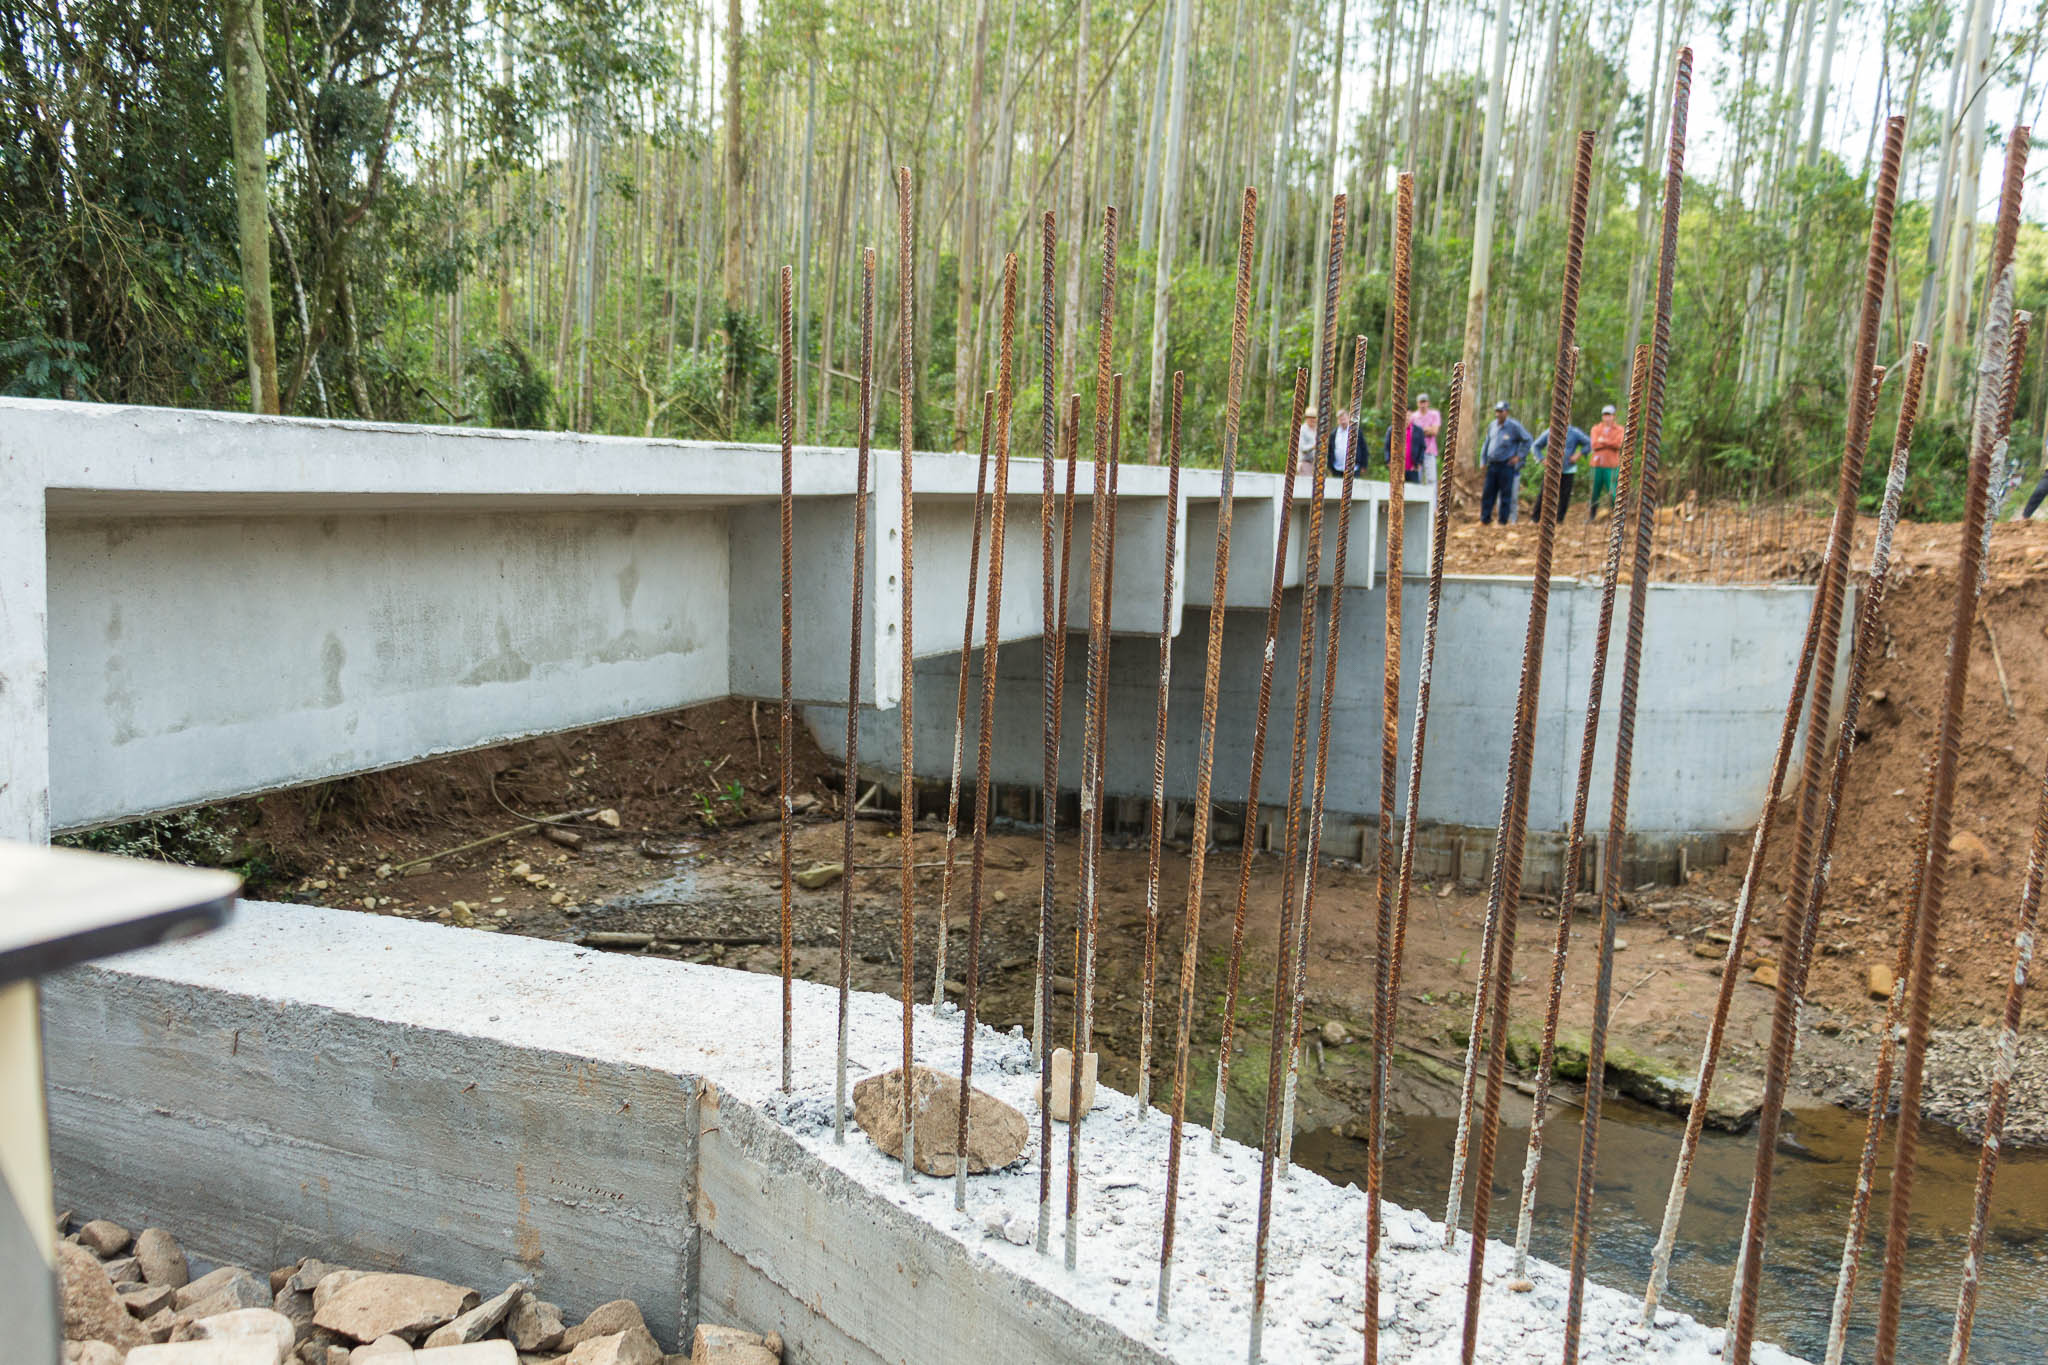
[827,575,1844,836]
[41,903,1801,1364]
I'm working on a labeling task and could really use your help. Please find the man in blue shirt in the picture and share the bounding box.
[1529,422,1592,522]
[1480,401,1534,525]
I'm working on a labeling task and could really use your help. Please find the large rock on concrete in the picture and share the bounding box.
[563,1328,662,1365]
[851,1065,1027,1176]
[558,1300,645,1350]
[313,1274,478,1343]
[505,1297,564,1352]
[422,1285,524,1348]
[76,1218,132,1257]
[57,1239,149,1351]
[136,1228,193,1289]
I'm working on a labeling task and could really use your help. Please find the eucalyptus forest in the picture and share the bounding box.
[5,0,2046,515]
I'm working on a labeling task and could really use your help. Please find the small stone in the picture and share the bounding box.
[103,1254,141,1283]
[128,1345,284,1365]
[1869,963,1896,999]
[559,1299,646,1350]
[505,1299,565,1353]
[1507,1278,1534,1293]
[78,1218,133,1256]
[144,1307,180,1342]
[1321,1019,1352,1047]
[423,1285,524,1348]
[182,1306,297,1360]
[1949,830,1995,870]
[1001,1212,1034,1246]
[690,1325,766,1358]
[851,1065,1028,1176]
[177,1267,274,1320]
[178,1267,266,1312]
[793,861,844,890]
[1751,962,1780,989]
[126,1282,179,1317]
[1047,1048,1098,1122]
[990,889,1007,904]
[313,1274,477,1343]
[271,1265,302,1296]
[593,809,622,829]
[563,1328,663,1365]
[58,1239,149,1350]
[415,1345,518,1364]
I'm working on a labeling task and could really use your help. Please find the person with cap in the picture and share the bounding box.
[1587,403,1627,521]
[1479,400,1533,525]
[1529,420,1591,522]
[1411,393,1442,484]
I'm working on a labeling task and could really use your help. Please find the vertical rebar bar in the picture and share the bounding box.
[1869,130,2028,1365]
[1457,130,1597,1365]
[1820,343,1929,1365]
[954,255,1018,1213]
[1137,372,1185,1118]
[895,166,918,1182]
[1158,186,1257,1318]
[1213,367,1310,1151]
[1512,341,1646,1276]
[1035,211,1060,1075]
[778,262,797,1095]
[1250,193,1344,1365]
[836,247,877,1144]
[1065,204,1119,1265]
[933,395,995,1009]
[1039,393,1081,1255]
[1729,114,1906,1365]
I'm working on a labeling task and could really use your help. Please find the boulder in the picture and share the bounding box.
[136,1228,193,1289]
[1047,1049,1097,1123]
[559,1301,646,1351]
[57,1239,149,1351]
[76,1218,132,1257]
[563,1328,663,1365]
[851,1065,1028,1176]
[423,1285,524,1348]
[505,1297,565,1353]
[311,1270,373,1316]
[313,1274,478,1344]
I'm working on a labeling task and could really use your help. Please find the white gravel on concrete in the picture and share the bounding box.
[92,904,1805,1364]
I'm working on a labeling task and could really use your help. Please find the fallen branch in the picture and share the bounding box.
[395,806,601,875]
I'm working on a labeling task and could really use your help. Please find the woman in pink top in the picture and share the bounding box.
[1410,393,1443,485]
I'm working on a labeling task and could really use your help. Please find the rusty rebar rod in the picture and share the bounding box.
[1728,114,1905,1365]
[1065,204,1119,1268]
[1034,211,1060,1073]
[1038,392,1081,1255]
[1512,341,1646,1276]
[954,254,1018,1214]
[1158,186,1257,1318]
[895,166,919,1182]
[1948,759,2048,1364]
[1869,130,2028,1365]
[778,263,797,1096]
[835,247,877,1144]
[1457,130,1596,1365]
[933,394,995,1010]
[1808,346,1924,1365]
[1250,192,1344,1365]
[1137,372,1186,1118]
[1212,366,1309,1152]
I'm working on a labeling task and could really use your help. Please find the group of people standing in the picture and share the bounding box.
[1294,395,1446,484]
[1478,398,1627,526]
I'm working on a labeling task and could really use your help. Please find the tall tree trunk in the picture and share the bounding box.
[1138,0,1174,247]
[1145,0,1193,459]
[1455,0,1514,476]
[1307,0,1347,412]
[223,0,279,413]
[797,67,816,437]
[952,0,991,444]
[1060,0,1092,393]
[721,0,746,306]
[1934,0,1993,410]
[1260,17,1302,383]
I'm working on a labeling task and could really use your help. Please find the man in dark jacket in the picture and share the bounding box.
[1480,401,1533,525]
[1529,422,1591,522]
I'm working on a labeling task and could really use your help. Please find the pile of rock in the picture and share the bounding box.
[54,1215,782,1365]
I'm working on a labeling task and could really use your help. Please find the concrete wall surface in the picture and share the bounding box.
[1,397,1423,835]
[41,904,1797,1364]
[825,575,1845,836]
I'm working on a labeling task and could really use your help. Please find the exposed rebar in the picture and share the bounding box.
[1035,211,1060,1074]
[1137,371,1186,1118]
[1158,186,1257,1318]
[778,262,797,1095]
[1729,113,1905,1365]
[1869,129,2028,1365]
[835,246,877,1144]
[1513,340,1645,1276]
[1212,366,1310,1151]
[895,166,918,1182]
[1250,192,1344,1364]
[1038,392,1081,1255]
[933,394,995,1010]
[1459,130,1597,1365]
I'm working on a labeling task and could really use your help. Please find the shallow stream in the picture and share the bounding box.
[1298,1099,2048,1363]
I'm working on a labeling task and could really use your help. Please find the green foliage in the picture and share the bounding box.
[469,340,553,429]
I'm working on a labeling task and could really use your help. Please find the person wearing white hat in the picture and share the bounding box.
[1588,402,1626,521]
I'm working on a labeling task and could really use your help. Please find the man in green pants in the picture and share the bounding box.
[1587,403,1626,521]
